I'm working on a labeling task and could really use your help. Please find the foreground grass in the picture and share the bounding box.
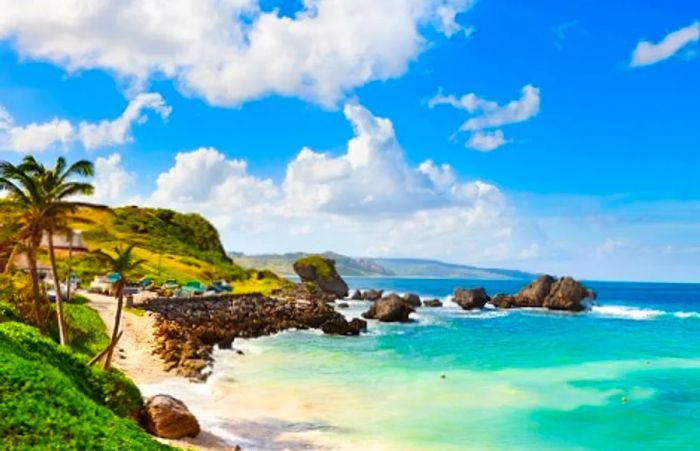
[0,321,172,450]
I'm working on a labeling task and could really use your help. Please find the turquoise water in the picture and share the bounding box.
[145,279,700,450]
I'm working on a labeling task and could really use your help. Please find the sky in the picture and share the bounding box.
[0,0,699,282]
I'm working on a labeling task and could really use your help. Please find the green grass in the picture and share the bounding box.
[295,255,337,280]
[63,302,110,357]
[0,322,172,450]
[124,306,146,317]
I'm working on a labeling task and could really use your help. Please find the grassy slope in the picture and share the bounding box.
[0,321,172,450]
[48,206,286,294]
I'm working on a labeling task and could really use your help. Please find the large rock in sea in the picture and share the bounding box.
[452,287,490,310]
[320,317,367,335]
[490,293,517,309]
[403,293,422,307]
[362,294,414,322]
[423,299,443,307]
[514,275,556,307]
[293,256,349,298]
[143,395,200,439]
[350,289,363,300]
[510,275,595,311]
[542,276,595,312]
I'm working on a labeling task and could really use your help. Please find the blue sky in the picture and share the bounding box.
[0,0,699,282]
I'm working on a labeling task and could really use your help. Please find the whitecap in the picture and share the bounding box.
[591,305,664,320]
[674,311,700,319]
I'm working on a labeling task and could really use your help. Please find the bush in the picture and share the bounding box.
[0,301,20,323]
[0,322,171,450]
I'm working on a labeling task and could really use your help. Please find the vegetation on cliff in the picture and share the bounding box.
[0,321,170,450]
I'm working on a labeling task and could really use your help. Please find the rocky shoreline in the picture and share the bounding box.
[136,256,596,383]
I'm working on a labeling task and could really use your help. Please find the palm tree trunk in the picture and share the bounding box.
[27,230,45,333]
[65,231,73,303]
[47,231,67,345]
[104,281,124,371]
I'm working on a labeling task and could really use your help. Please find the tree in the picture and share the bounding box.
[0,156,96,343]
[94,244,146,370]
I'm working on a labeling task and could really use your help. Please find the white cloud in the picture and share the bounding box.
[630,21,700,67]
[145,103,539,264]
[78,93,171,150]
[0,93,169,152]
[90,153,139,204]
[429,84,540,151]
[0,106,74,152]
[434,0,476,38]
[0,0,476,108]
[467,130,511,152]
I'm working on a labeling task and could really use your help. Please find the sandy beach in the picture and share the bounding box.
[84,292,239,450]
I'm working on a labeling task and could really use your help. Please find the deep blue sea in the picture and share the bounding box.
[143,278,700,450]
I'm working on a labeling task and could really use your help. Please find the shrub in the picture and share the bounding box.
[0,322,171,450]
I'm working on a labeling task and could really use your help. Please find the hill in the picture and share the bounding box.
[230,252,536,280]
[52,206,284,294]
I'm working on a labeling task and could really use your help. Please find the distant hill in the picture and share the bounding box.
[230,251,395,277]
[230,252,537,280]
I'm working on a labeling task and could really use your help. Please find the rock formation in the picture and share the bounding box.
[142,395,200,439]
[403,293,422,307]
[361,289,384,301]
[362,294,414,322]
[293,256,349,298]
[423,299,443,307]
[142,293,365,380]
[452,287,490,310]
[492,275,595,311]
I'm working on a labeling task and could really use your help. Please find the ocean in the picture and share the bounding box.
[141,278,700,450]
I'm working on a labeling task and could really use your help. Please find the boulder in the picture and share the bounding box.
[362,289,384,301]
[320,317,366,335]
[143,395,200,439]
[403,293,422,307]
[490,293,517,309]
[336,302,350,309]
[423,299,443,307]
[542,276,595,312]
[362,295,414,322]
[349,289,363,300]
[293,256,349,298]
[514,275,556,307]
[452,287,490,310]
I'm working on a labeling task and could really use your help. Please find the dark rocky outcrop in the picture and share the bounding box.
[490,293,517,309]
[142,293,365,380]
[350,289,363,300]
[542,276,594,312]
[423,299,443,307]
[362,294,414,322]
[514,275,556,307]
[491,275,595,312]
[452,287,490,310]
[293,256,349,298]
[142,395,200,439]
[320,317,367,335]
[361,289,384,301]
[336,302,350,309]
[403,293,422,307]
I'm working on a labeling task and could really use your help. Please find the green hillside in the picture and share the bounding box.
[56,206,284,294]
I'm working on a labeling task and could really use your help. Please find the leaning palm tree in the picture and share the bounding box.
[94,244,146,370]
[0,156,96,342]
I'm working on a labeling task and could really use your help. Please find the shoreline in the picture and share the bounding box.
[84,292,239,450]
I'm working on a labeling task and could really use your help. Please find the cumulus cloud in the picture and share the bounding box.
[145,103,538,263]
[429,84,540,151]
[0,0,476,108]
[0,93,169,152]
[78,93,171,150]
[90,153,139,204]
[0,106,74,152]
[630,21,700,67]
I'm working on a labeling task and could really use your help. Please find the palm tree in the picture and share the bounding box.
[0,156,96,342]
[94,244,146,370]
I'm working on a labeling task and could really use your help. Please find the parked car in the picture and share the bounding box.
[182,280,206,296]
[210,280,232,293]
[162,279,179,290]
